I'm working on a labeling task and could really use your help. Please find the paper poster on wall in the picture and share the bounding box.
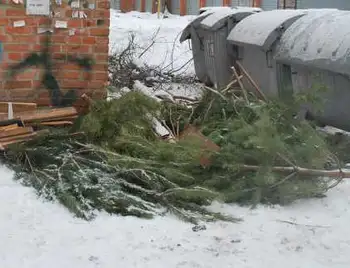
[26,0,50,15]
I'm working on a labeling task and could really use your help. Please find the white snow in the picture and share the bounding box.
[109,10,196,75]
[1,163,350,267]
[275,9,350,75]
[1,9,350,268]
[200,8,252,30]
[228,9,307,47]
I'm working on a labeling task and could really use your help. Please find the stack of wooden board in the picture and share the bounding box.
[0,124,48,149]
[0,94,92,149]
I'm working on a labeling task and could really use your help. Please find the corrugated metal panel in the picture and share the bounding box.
[111,0,120,10]
[278,0,296,9]
[206,0,222,6]
[145,0,153,12]
[135,0,142,11]
[232,0,254,7]
[171,0,180,14]
[261,0,278,10]
[231,0,239,6]
[237,0,253,6]
[297,0,350,10]
[202,10,254,88]
[187,0,200,15]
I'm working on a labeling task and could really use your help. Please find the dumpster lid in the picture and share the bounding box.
[180,11,216,42]
[234,6,262,13]
[199,6,232,14]
[227,9,307,51]
[275,10,350,75]
[200,8,255,31]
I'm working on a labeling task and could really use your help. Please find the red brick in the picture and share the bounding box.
[6,26,33,35]
[82,37,96,44]
[93,72,108,80]
[64,63,81,71]
[96,37,109,44]
[94,44,108,53]
[51,35,67,43]
[82,20,94,27]
[16,70,38,80]
[5,81,32,89]
[61,80,88,89]
[4,44,30,51]
[94,64,108,72]
[88,81,105,89]
[6,9,26,16]
[0,35,9,42]
[67,36,82,44]
[89,28,109,36]
[53,53,67,60]
[10,18,36,26]
[65,45,90,53]
[12,35,37,43]
[7,53,23,61]
[52,45,63,53]
[37,17,51,25]
[92,10,109,18]
[96,54,108,62]
[59,71,82,79]
[68,20,82,28]
[98,1,110,9]
[0,18,8,26]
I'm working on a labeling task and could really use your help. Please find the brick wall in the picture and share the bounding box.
[0,0,109,106]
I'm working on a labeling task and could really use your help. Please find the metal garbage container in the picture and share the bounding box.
[180,10,218,85]
[200,8,257,89]
[274,9,350,131]
[227,9,307,97]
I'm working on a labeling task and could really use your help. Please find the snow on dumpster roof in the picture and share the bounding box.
[227,9,307,51]
[275,10,350,75]
[180,10,216,42]
[200,8,255,31]
[199,6,232,14]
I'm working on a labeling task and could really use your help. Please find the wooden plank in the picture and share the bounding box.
[40,121,74,126]
[10,107,78,123]
[26,116,78,126]
[0,129,50,149]
[0,102,37,114]
[0,127,33,139]
[0,132,37,142]
[37,115,78,122]
[0,138,32,148]
[0,124,19,132]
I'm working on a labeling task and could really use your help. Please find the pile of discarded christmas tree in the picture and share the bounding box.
[1,83,348,224]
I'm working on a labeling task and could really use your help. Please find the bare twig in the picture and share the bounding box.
[231,66,249,104]
[221,75,243,93]
[236,61,267,101]
[240,164,348,179]
[204,86,227,101]
[138,27,161,59]
[276,219,330,229]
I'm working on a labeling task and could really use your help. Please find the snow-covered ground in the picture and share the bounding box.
[0,10,350,268]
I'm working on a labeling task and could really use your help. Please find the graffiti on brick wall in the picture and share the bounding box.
[8,27,94,107]
[3,0,97,107]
